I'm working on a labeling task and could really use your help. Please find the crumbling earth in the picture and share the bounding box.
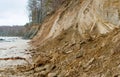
[1,0,120,77]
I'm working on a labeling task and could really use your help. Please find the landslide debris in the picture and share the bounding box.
[28,27,120,77]
[5,0,120,77]
[29,0,120,77]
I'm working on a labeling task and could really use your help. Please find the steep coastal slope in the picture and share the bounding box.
[33,0,120,45]
[30,0,120,77]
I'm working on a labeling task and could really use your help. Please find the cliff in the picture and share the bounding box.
[30,0,120,77]
[32,0,120,45]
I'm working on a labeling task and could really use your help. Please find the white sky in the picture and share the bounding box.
[0,0,29,26]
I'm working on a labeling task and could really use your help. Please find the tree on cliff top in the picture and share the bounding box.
[27,0,64,25]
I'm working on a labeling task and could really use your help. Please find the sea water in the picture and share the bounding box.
[0,37,31,68]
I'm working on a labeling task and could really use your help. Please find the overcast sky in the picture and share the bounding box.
[0,0,29,26]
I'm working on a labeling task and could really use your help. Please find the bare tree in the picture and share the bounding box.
[27,0,64,25]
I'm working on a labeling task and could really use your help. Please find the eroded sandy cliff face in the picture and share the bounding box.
[30,0,120,77]
[33,0,120,45]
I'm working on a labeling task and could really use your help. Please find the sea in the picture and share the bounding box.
[0,36,31,68]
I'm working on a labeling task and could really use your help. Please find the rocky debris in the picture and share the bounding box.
[23,0,120,76]
[33,55,50,68]
[27,28,120,77]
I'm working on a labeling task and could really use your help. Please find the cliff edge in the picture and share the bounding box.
[30,0,120,77]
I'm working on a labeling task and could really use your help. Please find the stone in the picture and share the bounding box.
[76,51,83,58]
[48,72,57,77]
[65,50,73,54]
[84,58,95,68]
